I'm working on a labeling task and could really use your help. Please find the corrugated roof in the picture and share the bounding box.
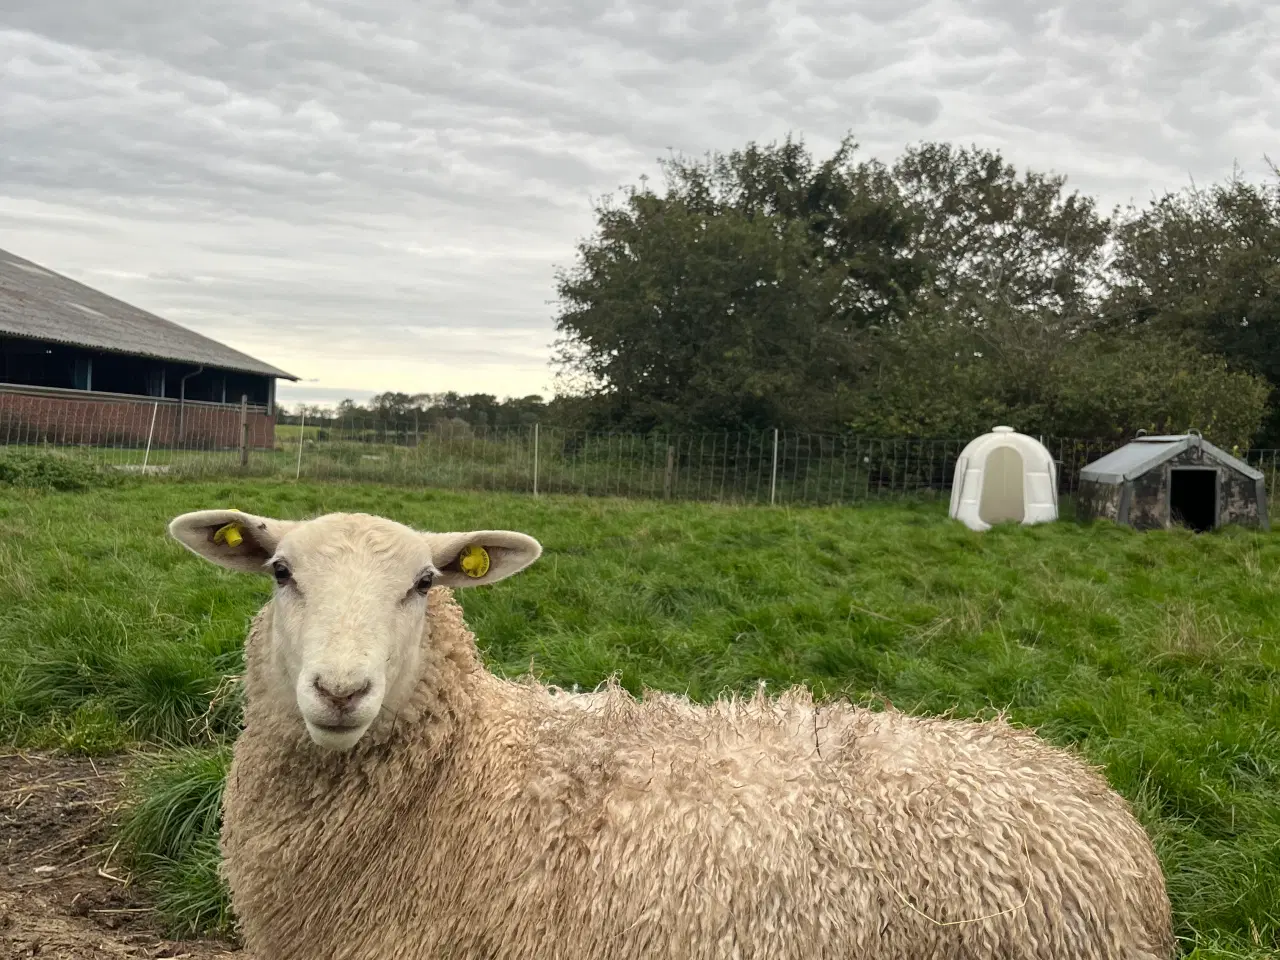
[1081,435,1263,484]
[0,248,297,380]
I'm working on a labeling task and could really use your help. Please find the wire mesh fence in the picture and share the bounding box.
[6,388,1280,510]
[0,387,272,477]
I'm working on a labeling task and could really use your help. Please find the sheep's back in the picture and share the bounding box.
[221,673,1173,959]
[420,681,1174,959]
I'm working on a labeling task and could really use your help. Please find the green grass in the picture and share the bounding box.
[1,478,1278,956]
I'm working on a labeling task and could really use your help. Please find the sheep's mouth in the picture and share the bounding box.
[303,717,372,750]
[311,720,360,733]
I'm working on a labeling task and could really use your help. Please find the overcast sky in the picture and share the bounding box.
[2,1,1276,409]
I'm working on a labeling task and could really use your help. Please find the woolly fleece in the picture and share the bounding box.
[221,588,1174,960]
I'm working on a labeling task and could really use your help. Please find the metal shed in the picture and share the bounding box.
[1076,433,1268,532]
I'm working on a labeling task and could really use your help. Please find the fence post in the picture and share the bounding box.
[532,423,540,496]
[141,402,159,474]
[295,409,306,481]
[770,428,779,506]
[239,395,249,467]
[664,444,675,499]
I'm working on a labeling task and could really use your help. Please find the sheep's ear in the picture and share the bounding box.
[428,530,542,587]
[169,510,300,574]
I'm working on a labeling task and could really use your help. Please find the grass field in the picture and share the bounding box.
[1,474,1278,957]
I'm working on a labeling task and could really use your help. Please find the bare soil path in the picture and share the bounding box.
[1,752,239,960]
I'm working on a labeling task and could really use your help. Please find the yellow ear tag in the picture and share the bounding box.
[213,522,243,548]
[459,545,490,578]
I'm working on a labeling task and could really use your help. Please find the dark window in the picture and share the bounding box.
[92,352,153,395]
[0,336,268,406]
[167,367,267,406]
[1169,469,1217,532]
[0,337,80,389]
[146,365,165,397]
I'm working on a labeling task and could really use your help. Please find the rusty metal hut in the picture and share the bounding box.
[1076,432,1268,532]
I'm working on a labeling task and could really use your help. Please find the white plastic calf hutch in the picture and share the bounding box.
[949,426,1059,532]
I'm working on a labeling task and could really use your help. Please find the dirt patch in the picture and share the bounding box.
[1,752,239,960]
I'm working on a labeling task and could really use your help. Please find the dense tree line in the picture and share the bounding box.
[285,392,549,430]
[289,137,1280,449]
[551,137,1278,448]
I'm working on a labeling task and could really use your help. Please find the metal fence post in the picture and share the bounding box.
[239,395,249,467]
[532,423,540,496]
[295,408,306,481]
[141,402,159,474]
[664,443,675,499]
[770,428,779,506]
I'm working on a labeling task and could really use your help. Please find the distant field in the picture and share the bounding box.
[1,478,1277,957]
[272,423,324,444]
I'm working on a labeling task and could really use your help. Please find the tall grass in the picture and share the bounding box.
[0,478,1277,956]
[116,746,234,935]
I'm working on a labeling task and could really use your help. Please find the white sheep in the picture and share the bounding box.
[169,508,1175,960]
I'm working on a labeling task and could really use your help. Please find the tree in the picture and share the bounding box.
[290,403,334,423]
[887,143,1112,328]
[1049,333,1269,447]
[847,312,1269,448]
[551,136,924,433]
[669,135,925,328]
[492,395,546,427]
[322,392,546,429]
[368,392,418,422]
[551,136,1138,436]
[1105,169,1280,442]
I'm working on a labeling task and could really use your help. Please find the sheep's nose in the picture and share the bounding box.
[313,677,373,712]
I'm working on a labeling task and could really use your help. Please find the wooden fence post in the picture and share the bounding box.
[664,443,675,499]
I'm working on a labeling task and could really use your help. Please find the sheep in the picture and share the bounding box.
[168,508,1175,960]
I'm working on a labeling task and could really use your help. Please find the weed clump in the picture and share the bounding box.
[0,450,116,491]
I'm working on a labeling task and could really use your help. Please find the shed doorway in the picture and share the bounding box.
[1169,468,1217,532]
[978,446,1026,525]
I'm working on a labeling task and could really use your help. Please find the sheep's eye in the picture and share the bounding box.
[271,561,292,586]
[414,573,434,595]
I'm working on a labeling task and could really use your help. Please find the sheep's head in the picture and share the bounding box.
[168,509,541,751]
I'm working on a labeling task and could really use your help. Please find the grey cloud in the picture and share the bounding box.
[802,44,901,82]
[852,0,934,25]
[1054,4,1158,41]
[961,0,1052,37]
[871,94,943,126]
[1200,3,1255,36]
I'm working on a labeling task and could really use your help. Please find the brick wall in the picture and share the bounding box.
[0,387,275,449]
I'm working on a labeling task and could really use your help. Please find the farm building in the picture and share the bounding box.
[0,247,296,448]
[1076,433,1268,532]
